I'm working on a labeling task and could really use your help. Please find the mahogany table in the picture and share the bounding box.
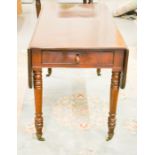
[28,2,129,141]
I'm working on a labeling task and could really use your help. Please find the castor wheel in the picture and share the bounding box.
[106,133,114,141]
[97,68,101,76]
[46,68,52,77]
[36,134,45,141]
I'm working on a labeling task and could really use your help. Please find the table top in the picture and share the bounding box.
[29,2,127,50]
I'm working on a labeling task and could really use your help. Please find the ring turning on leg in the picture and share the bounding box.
[33,69,45,141]
[106,71,121,141]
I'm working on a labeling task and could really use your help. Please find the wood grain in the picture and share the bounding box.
[30,2,127,50]
[28,1,129,141]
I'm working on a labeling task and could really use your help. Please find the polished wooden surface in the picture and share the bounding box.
[30,2,126,50]
[41,51,114,67]
[28,2,129,141]
[33,68,44,141]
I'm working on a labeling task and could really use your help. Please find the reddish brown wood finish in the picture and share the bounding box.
[33,68,44,141]
[28,49,32,88]
[107,71,121,141]
[28,2,129,141]
[42,51,114,67]
[31,3,126,49]
[34,0,96,77]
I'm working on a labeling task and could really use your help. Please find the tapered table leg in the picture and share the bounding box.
[33,68,45,141]
[106,71,121,141]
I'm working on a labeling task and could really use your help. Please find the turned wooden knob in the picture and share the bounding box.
[75,54,80,64]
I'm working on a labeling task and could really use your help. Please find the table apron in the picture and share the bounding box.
[31,50,124,71]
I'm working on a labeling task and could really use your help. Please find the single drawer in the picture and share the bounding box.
[42,51,114,67]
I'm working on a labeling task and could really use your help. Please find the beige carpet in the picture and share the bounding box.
[18,1,136,154]
[18,47,136,155]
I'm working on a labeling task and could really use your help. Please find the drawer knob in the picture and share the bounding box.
[75,54,80,64]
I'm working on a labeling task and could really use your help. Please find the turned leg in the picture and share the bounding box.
[46,68,52,77]
[97,68,101,76]
[33,68,45,141]
[36,0,41,17]
[106,71,121,141]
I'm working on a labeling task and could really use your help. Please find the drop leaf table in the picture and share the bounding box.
[28,1,129,141]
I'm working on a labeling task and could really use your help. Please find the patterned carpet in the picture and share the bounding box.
[17,0,136,154]
[18,48,136,155]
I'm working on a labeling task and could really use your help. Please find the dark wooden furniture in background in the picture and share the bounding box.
[28,1,129,141]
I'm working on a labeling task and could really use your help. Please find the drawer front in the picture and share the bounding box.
[42,51,114,67]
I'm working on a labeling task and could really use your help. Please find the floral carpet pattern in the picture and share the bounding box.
[18,0,136,154]
[18,50,136,154]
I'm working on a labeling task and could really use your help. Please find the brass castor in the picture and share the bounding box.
[36,134,45,141]
[46,68,52,77]
[106,133,114,141]
[97,68,101,76]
